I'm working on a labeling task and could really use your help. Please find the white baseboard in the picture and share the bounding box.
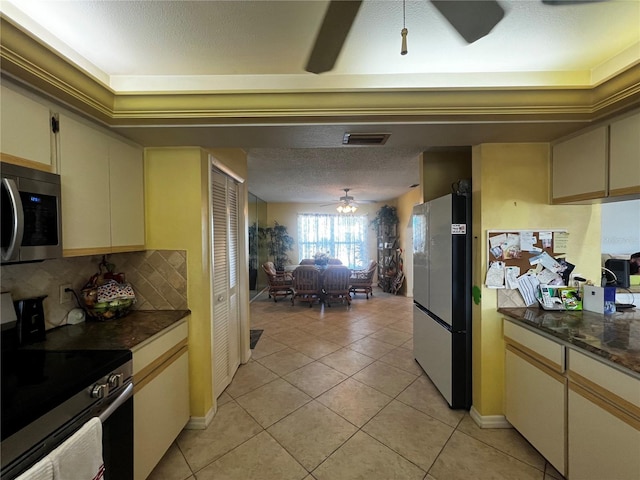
[469,405,512,429]
[185,405,216,430]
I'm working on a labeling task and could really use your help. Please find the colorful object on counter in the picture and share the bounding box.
[80,257,136,321]
[559,287,582,311]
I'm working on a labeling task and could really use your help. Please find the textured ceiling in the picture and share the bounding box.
[3,0,639,203]
[246,147,423,203]
[4,0,639,89]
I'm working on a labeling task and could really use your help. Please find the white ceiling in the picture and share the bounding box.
[2,0,639,203]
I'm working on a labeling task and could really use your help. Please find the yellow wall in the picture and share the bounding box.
[144,147,212,418]
[144,146,249,419]
[471,143,601,416]
[423,148,472,201]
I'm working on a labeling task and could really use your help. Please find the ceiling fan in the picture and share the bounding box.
[305,0,597,74]
[323,188,368,212]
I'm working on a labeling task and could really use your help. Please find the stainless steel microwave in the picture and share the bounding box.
[1,163,62,264]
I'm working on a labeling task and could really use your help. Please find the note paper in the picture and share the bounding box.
[554,232,569,253]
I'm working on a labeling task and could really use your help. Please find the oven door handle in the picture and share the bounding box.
[1,177,24,262]
[98,382,133,423]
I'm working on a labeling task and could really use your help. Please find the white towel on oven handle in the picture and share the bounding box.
[15,456,54,480]
[48,417,105,480]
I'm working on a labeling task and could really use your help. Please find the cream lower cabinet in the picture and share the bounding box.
[132,319,190,480]
[567,350,640,480]
[504,321,566,476]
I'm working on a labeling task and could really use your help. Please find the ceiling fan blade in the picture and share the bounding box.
[430,0,505,44]
[305,0,363,74]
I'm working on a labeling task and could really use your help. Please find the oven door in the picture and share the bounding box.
[1,381,134,480]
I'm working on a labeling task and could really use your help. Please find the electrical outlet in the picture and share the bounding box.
[59,284,73,304]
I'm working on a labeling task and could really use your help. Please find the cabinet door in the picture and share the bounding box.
[0,85,53,169]
[552,126,607,203]
[109,139,145,251]
[58,114,111,254]
[568,385,640,480]
[609,111,640,197]
[134,349,189,480]
[505,346,566,475]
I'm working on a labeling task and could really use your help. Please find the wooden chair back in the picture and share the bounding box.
[323,266,352,306]
[292,266,321,307]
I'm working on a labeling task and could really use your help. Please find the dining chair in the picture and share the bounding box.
[299,259,315,265]
[349,259,377,299]
[291,266,322,307]
[323,265,352,307]
[262,262,293,302]
[327,258,343,265]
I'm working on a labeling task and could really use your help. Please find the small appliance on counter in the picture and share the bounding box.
[14,295,47,346]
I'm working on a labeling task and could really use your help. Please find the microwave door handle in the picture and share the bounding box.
[1,178,24,262]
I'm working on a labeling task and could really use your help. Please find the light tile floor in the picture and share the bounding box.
[148,288,565,480]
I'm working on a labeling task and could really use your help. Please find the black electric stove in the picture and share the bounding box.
[1,329,133,480]
[1,348,132,441]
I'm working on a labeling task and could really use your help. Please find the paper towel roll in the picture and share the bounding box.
[67,308,86,325]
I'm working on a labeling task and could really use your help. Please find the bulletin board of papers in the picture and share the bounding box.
[485,230,570,306]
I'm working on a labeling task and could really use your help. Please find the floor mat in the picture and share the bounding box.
[250,329,264,349]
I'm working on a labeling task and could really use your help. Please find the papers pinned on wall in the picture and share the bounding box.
[487,229,570,305]
[485,261,505,288]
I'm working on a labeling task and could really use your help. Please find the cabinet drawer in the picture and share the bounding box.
[503,320,565,372]
[132,320,188,376]
[568,349,640,411]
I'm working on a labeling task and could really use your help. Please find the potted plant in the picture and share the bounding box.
[261,221,294,271]
[370,204,399,231]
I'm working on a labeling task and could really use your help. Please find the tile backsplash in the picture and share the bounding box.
[1,250,188,329]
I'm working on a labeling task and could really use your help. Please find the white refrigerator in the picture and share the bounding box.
[412,192,472,409]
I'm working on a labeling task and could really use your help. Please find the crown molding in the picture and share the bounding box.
[2,15,639,127]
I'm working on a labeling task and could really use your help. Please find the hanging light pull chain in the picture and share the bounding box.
[401,0,408,55]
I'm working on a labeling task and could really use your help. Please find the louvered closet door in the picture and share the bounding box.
[211,168,240,398]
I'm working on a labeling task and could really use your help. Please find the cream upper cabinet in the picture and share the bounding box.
[552,125,608,203]
[609,111,640,198]
[0,84,55,170]
[552,109,640,204]
[59,114,111,253]
[503,320,566,476]
[58,113,145,256]
[109,140,145,251]
[567,350,640,480]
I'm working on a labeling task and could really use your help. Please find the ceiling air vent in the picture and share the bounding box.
[342,133,390,146]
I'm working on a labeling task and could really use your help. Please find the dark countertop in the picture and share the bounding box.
[29,310,190,351]
[498,307,640,376]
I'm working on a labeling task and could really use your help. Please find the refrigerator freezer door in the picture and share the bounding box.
[428,195,453,327]
[413,304,452,406]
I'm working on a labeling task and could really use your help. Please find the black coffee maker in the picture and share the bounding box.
[14,295,47,345]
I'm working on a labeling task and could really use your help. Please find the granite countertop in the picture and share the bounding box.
[498,307,640,376]
[28,310,190,351]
